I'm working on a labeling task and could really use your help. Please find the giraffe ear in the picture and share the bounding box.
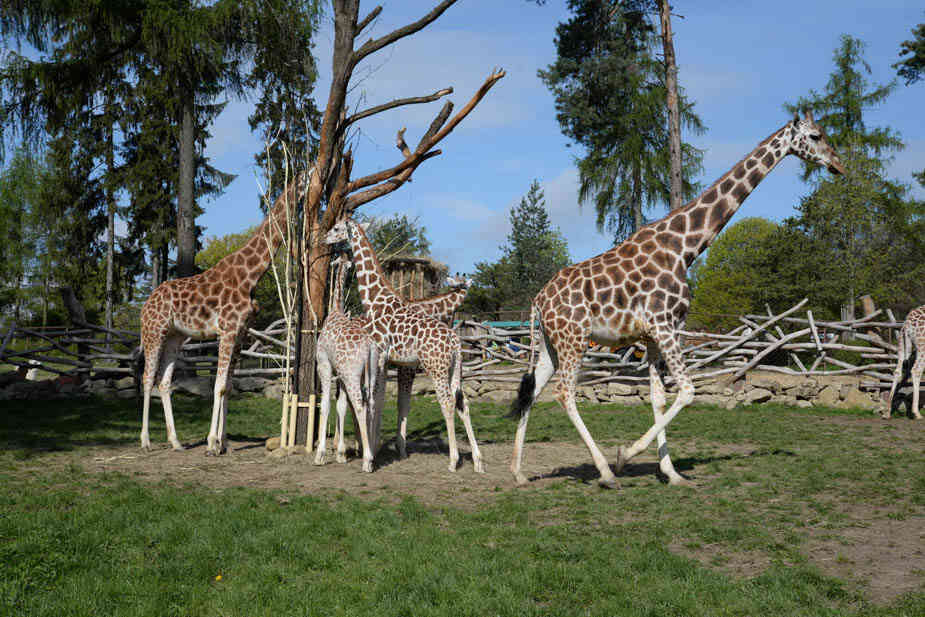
[804,109,814,123]
[792,110,800,124]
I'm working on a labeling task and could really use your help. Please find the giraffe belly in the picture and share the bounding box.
[172,315,220,340]
[589,314,645,347]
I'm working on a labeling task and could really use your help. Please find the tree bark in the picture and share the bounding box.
[659,0,683,211]
[176,96,197,278]
[105,108,115,345]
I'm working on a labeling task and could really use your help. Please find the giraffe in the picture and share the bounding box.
[315,264,472,471]
[139,174,305,455]
[324,217,484,473]
[509,111,846,488]
[315,254,380,471]
[885,304,924,419]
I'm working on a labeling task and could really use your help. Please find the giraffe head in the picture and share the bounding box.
[445,273,473,289]
[324,218,371,246]
[788,111,846,175]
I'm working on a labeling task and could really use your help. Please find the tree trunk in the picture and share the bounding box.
[105,111,115,346]
[632,163,644,232]
[176,96,197,278]
[151,247,161,289]
[659,0,683,211]
[294,234,331,447]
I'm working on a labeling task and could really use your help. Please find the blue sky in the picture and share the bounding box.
[201,0,924,276]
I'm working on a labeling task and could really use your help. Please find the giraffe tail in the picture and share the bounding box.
[888,326,916,411]
[508,303,538,419]
[131,345,144,402]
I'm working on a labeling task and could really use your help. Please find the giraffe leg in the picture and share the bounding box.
[207,333,237,456]
[456,393,484,473]
[429,365,460,473]
[157,335,185,451]
[643,342,689,486]
[911,352,923,420]
[395,366,415,459]
[313,355,334,465]
[510,336,556,485]
[335,388,351,463]
[140,340,164,451]
[556,351,619,489]
[617,331,694,468]
[884,333,906,419]
[339,372,374,472]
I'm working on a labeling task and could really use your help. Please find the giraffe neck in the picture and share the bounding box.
[348,222,402,312]
[410,287,467,320]
[331,260,350,315]
[673,123,791,260]
[214,176,301,291]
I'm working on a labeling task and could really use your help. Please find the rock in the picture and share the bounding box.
[263,383,286,400]
[236,376,271,392]
[174,377,213,397]
[839,388,876,410]
[610,395,642,407]
[796,400,813,408]
[487,380,521,392]
[482,390,512,403]
[724,398,738,410]
[816,385,840,407]
[578,386,598,402]
[791,380,821,399]
[606,382,636,396]
[411,377,435,395]
[697,382,726,395]
[773,395,800,407]
[114,376,135,390]
[462,383,479,399]
[743,387,773,404]
[748,375,781,394]
[693,394,727,407]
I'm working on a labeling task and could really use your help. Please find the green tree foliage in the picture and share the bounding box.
[0,148,41,321]
[894,18,925,186]
[687,218,779,331]
[895,18,925,86]
[539,0,704,242]
[785,35,902,182]
[464,180,570,317]
[365,214,432,258]
[195,229,281,329]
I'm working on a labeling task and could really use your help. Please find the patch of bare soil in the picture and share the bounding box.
[804,514,925,606]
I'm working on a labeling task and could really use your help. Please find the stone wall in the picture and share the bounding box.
[0,369,893,412]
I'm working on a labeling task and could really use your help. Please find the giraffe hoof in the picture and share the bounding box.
[362,460,374,473]
[598,476,621,490]
[513,472,529,486]
[335,453,347,464]
[473,460,485,474]
[668,474,693,487]
[313,454,327,466]
[170,442,185,452]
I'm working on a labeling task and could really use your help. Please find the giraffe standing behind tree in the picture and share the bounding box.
[509,112,846,488]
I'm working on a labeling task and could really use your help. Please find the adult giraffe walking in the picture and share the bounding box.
[510,112,846,488]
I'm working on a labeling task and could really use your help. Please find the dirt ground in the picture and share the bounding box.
[28,416,925,606]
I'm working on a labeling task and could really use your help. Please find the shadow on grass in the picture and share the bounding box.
[0,395,218,458]
[534,448,798,485]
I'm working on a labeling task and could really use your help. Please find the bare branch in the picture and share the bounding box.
[346,150,442,212]
[339,87,453,137]
[346,68,505,194]
[356,5,382,35]
[352,0,459,67]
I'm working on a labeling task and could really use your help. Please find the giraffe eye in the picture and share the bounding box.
[810,134,821,141]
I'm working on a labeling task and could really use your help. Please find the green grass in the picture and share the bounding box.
[1,394,923,616]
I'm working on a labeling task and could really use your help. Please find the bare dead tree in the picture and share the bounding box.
[290,0,505,447]
[658,0,683,210]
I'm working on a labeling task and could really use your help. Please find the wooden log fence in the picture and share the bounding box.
[0,299,916,394]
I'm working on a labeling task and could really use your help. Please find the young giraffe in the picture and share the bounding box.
[510,112,846,488]
[885,304,924,419]
[324,218,484,473]
[140,174,305,455]
[315,260,472,471]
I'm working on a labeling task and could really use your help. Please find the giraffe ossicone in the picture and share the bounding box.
[509,113,845,488]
